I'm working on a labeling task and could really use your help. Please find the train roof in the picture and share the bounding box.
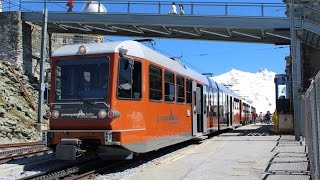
[215,82,240,99]
[53,40,209,85]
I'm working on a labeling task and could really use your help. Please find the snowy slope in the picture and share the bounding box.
[212,68,276,114]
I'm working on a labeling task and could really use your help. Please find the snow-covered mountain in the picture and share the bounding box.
[212,68,276,114]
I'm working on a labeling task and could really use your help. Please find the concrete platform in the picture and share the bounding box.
[124,124,310,180]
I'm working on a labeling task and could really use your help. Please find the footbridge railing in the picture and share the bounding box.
[1,0,286,17]
[302,5,320,28]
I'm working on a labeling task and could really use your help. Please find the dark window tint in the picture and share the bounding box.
[149,65,162,101]
[55,57,109,100]
[165,71,175,102]
[186,80,192,104]
[117,58,142,99]
[176,75,185,103]
[213,87,218,116]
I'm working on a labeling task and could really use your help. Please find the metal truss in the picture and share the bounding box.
[21,12,295,45]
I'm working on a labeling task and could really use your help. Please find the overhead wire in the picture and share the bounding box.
[124,37,206,73]
[47,0,68,10]
[3,0,286,75]
[2,0,33,12]
[150,43,207,73]
[2,0,67,13]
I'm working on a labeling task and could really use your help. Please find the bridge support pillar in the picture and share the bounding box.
[289,1,302,141]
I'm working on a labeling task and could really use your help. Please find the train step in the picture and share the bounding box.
[194,135,208,141]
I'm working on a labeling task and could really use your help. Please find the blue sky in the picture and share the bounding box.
[99,0,289,75]
[107,36,289,76]
[103,0,289,75]
[7,0,289,75]
[158,40,289,76]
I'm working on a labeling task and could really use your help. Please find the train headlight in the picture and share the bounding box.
[45,111,51,119]
[107,110,120,118]
[98,110,107,119]
[78,45,86,55]
[107,110,114,118]
[52,110,60,119]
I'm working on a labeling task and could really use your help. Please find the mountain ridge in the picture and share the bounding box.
[212,68,276,114]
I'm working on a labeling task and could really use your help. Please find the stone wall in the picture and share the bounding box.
[0,12,47,79]
[0,12,23,66]
[0,11,103,80]
[22,22,50,80]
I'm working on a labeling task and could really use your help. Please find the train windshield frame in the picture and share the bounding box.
[54,57,110,100]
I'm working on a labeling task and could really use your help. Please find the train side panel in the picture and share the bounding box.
[44,41,254,160]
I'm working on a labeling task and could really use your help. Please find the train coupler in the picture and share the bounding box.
[55,138,83,161]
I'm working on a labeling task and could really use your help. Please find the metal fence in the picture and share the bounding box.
[0,0,287,17]
[302,71,320,180]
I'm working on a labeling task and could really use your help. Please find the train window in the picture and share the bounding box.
[117,58,142,100]
[186,80,192,104]
[176,75,185,103]
[165,71,175,102]
[204,93,207,113]
[209,91,212,106]
[234,98,239,110]
[149,65,162,101]
[277,84,288,99]
[55,57,109,100]
[212,87,218,116]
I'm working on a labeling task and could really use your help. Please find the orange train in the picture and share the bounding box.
[42,40,255,160]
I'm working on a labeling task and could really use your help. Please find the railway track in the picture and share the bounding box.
[18,157,117,180]
[66,132,229,179]
[0,140,204,179]
[4,128,240,179]
[19,157,134,180]
[0,142,52,164]
[0,141,42,149]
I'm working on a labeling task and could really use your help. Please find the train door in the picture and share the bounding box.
[229,96,233,126]
[226,95,230,126]
[192,81,197,136]
[196,86,202,133]
[217,88,221,131]
[202,86,208,134]
[239,100,244,124]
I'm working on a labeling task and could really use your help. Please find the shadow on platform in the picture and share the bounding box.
[262,135,311,180]
[226,124,275,136]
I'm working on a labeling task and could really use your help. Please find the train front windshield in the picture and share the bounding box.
[55,57,109,100]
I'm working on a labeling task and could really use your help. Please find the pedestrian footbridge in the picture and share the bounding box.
[23,11,294,45]
[0,1,314,45]
[17,1,320,49]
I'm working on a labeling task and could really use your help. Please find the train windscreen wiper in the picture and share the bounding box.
[77,95,94,105]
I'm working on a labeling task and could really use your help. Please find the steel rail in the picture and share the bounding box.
[0,145,48,157]
[0,141,42,149]
[0,149,52,164]
[18,158,101,180]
